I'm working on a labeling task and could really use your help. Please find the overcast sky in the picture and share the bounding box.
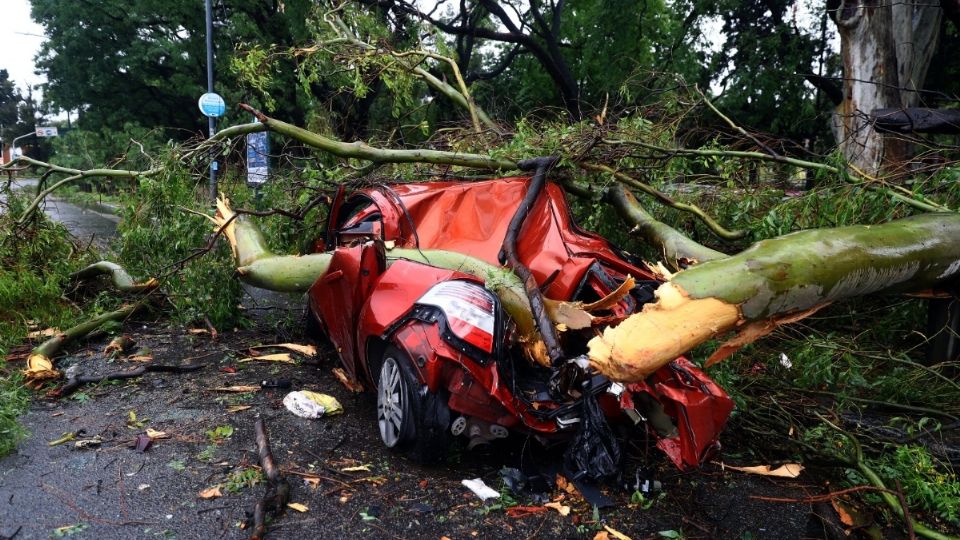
[0,0,46,94]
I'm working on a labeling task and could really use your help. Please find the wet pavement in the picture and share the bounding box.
[0,326,822,540]
[4,178,119,251]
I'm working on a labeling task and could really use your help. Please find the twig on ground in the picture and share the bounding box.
[54,363,205,397]
[250,419,290,540]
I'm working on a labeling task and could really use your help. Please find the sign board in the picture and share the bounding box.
[198,92,226,118]
[35,126,58,137]
[246,127,269,185]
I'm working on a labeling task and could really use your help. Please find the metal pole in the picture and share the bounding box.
[205,0,217,200]
[11,131,35,159]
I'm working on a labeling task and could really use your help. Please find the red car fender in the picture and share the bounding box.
[355,260,482,382]
[390,319,559,433]
[623,358,735,469]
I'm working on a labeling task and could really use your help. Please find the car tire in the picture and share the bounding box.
[374,345,451,463]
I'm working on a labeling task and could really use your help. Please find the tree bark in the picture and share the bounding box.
[832,0,942,173]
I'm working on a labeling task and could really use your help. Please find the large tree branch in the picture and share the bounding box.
[588,213,960,382]
[239,104,515,170]
[603,185,727,265]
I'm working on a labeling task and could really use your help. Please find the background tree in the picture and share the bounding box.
[708,0,830,146]
[29,0,314,136]
[0,70,20,146]
[828,0,945,173]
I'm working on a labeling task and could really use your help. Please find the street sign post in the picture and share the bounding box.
[198,90,224,201]
[197,93,226,118]
[35,126,59,137]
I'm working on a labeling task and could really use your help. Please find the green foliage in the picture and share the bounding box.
[0,372,29,456]
[50,523,88,538]
[31,0,313,133]
[0,191,96,456]
[224,467,263,493]
[114,163,245,329]
[50,124,168,174]
[873,445,960,525]
[708,0,831,142]
[205,424,235,444]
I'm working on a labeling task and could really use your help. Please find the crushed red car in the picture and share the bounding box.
[306,159,734,476]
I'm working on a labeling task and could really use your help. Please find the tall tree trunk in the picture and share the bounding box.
[832,0,942,173]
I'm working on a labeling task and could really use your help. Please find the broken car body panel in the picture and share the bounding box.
[308,177,734,469]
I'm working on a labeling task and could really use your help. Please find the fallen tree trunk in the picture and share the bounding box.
[588,213,960,382]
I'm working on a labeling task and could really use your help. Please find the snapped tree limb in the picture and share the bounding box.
[239,104,515,170]
[588,213,960,382]
[70,261,160,292]
[604,185,728,265]
[24,303,146,386]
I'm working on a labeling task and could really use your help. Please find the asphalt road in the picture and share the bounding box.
[4,179,119,251]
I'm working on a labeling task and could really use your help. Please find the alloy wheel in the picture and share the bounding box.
[377,356,405,447]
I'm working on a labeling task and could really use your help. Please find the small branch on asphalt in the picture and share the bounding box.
[250,419,290,540]
[24,302,148,387]
[54,363,205,397]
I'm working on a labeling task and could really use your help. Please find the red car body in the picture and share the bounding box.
[307,176,733,469]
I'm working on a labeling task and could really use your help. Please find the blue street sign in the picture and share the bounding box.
[198,93,226,118]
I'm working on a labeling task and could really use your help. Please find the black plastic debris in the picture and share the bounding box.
[260,379,292,390]
[571,477,614,509]
[499,466,550,504]
[563,385,621,483]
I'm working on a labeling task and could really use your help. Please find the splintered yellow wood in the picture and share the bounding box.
[587,282,740,382]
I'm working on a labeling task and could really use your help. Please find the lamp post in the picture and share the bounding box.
[11,130,35,160]
[205,0,217,200]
